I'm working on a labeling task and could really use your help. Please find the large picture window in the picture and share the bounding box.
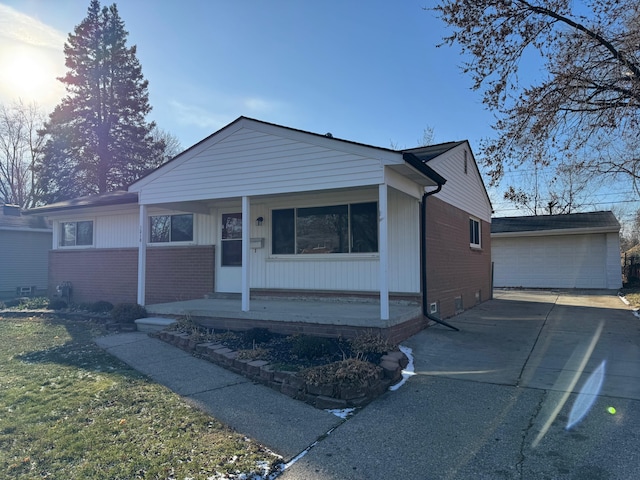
[150,214,193,243]
[60,221,93,246]
[272,202,378,255]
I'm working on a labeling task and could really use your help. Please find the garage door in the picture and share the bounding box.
[492,234,607,289]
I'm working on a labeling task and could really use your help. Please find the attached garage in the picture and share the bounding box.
[491,211,622,290]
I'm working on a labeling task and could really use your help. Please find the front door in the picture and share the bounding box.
[216,212,242,292]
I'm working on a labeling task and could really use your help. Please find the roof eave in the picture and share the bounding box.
[402,153,447,186]
[492,226,620,237]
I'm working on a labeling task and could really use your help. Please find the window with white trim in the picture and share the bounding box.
[60,221,93,246]
[149,214,193,243]
[469,217,481,248]
[272,202,378,255]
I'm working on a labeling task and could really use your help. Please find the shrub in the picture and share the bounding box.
[111,303,147,323]
[47,298,68,310]
[89,300,114,313]
[13,296,50,310]
[349,330,396,362]
[241,328,274,345]
[299,358,382,387]
[290,335,337,360]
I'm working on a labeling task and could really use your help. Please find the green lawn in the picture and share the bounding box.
[0,315,280,479]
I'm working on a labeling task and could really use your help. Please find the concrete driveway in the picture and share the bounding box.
[281,290,640,480]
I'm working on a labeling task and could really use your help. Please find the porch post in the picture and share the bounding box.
[379,184,390,320]
[137,204,148,306]
[241,196,250,311]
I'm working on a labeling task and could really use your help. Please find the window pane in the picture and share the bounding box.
[272,209,295,254]
[350,202,378,253]
[297,205,348,254]
[171,214,193,242]
[150,216,170,243]
[222,213,242,240]
[470,219,480,245]
[76,221,93,245]
[222,239,242,266]
[61,222,76,246]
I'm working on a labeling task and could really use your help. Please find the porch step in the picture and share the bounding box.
[135,316,178,333]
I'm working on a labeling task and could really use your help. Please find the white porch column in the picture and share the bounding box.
[241,196,250,311]
[379,184,389,320]
[137,204,148,306]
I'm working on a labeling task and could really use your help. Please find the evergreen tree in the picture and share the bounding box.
[37,0,164,203]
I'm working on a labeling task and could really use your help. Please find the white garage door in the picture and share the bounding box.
[492,234,607,289]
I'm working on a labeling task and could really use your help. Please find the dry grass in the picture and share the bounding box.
[0,315,280,479]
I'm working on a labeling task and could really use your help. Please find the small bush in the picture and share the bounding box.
[13,296,50,310]
[47,298,68,310]
[111,303,147,323]
[349,330,395,362]
[89,300,114,313]
[290,335,337,360]
[299,358,382,387]
[242,328,274,345]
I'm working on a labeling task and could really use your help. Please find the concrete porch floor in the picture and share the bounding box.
[145,296,423,329]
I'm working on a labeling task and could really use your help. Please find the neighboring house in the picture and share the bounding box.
[0,204,52,299]
[26,117,492,339]
[491,211,622,290]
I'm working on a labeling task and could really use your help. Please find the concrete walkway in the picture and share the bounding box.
[97,290,640,479]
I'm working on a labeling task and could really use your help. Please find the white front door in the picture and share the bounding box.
[216,212,243,293]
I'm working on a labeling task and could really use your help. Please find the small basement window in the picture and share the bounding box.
[150,214,193,243]
[469,217,481,248]
[60,221,93,246]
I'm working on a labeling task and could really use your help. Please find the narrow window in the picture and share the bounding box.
[60,221,93,246]
[221,213,242,266]
[272,209,295,254]
[150,214,193,243]
[469,218,481,248]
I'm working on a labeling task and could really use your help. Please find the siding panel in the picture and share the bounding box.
[138,128,385,204]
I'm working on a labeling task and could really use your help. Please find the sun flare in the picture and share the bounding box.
[0,45,63,104]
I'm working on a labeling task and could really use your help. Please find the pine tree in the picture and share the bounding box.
[37,0,164,203]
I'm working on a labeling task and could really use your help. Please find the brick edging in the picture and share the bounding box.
[155,330,408,409]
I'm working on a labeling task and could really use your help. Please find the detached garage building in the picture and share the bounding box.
[492,211,621,290]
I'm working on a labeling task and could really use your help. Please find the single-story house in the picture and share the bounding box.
[27,117,492,340]
[0,204,52,299]
[491,211,622,290]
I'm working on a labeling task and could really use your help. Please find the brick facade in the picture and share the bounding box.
[49,246,214,305]
[425,196,491,319]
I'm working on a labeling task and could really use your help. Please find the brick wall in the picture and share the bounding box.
[145,246,215,304]
[425,196,491,319]
[49,246,214,305]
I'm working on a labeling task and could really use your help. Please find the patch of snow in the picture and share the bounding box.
[325,407,356,419]
[389,345,416,392]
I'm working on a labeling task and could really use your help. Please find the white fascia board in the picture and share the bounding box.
[39,203,139,220]
[492,226,621,238]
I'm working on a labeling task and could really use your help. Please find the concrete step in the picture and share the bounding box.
[135,316,177,333]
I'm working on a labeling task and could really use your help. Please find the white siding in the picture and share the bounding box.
[388,188,420,293]
[0,230,51,293]
[492,233,621,289]
[428,145,492,223]
[52,210,215,249]
[134,125,388,205]
[212,188,419,293]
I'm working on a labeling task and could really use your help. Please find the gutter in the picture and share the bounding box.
[420,185,460,332]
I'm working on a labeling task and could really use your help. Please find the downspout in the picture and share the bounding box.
[421,187,459,331]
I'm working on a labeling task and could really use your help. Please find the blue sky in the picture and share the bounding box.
[1,0,638,221]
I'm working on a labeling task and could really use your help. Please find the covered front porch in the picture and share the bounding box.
[145,294,426,343]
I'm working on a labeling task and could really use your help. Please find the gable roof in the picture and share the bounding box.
[1,204,51,231]
[26,191,138,215]
[492,211,620,235]
[131,116,446,191]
